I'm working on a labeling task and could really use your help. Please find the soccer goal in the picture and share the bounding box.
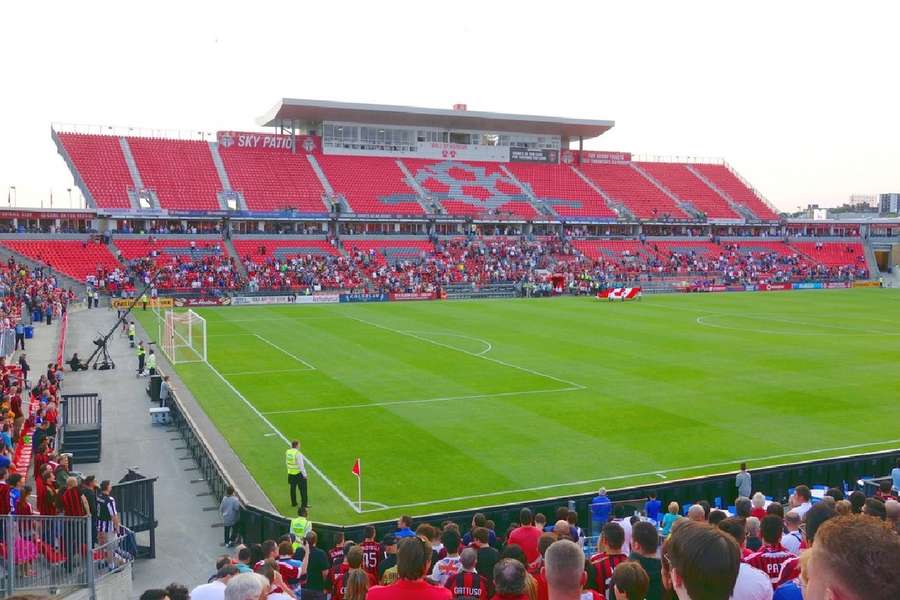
[161,309,207,364]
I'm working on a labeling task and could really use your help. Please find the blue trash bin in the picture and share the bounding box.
[32,310,40,322]
[24,326,33,339]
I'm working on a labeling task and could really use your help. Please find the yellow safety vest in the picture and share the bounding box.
[128,324,136,336]
[290,516,311,550]
[146,353,156,369]
[137,346,145,357]
[285,448,300,475]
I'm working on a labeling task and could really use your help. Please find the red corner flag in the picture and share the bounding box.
[352,458,361,478]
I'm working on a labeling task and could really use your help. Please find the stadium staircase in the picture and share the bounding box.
[58,393,103,464]
[119,137,160,210]
[224,236,249,279]
[630,162,704,220]
[498,165,558,218]
[570,166,635,220]
[396,159,442,214]
[863,243,880,278]
[685,164,757,221]
[209,142,248,211]
[306,155,341,212]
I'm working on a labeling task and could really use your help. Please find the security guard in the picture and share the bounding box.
[136,341,146,375]
[289,506,311,551]
[286,440,308,508]
[146,349,157,376]
[128,321,136,347]
[140,292,149,311]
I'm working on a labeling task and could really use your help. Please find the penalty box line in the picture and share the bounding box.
[345,315,586,391]
[359,438,900,514]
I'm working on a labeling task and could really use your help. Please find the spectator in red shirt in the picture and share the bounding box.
[491,558,529,600]
[592,522,628,597]
[367,537,451,600]
[359,526,382,578]
[445,548,488,600]
[743,515,795,586]
[60,477,87,516]
[750,493,768,521]
[507,508,542,565]
[544,539,587,600]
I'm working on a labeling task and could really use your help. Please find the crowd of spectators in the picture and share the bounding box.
[134,468,900,600]
[116,240,245,295]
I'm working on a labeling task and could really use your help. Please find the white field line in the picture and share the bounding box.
[253,334,316,370]
[221,368,315,377]
[261,385,582,415]
[203,357,361,513]
[360,438,900,513]
[403,330,493,356]
[346,315,585,390]
[642,302,900,335]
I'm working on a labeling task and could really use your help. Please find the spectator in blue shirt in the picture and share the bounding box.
[394,515,415,538]
[590,487,612,536]
[644,490,662,525]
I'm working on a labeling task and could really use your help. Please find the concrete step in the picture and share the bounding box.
[570,166,635,220]
[499,164,557,218]
[119,137,152,210]
[396,159,441,214]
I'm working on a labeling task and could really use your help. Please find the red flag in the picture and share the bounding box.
[352,458,360,478]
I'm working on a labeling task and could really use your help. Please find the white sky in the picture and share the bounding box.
[0,0,897,211]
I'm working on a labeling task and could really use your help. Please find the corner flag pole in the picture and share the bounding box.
[352,458,362,512]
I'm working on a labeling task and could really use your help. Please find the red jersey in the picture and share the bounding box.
[593,553,628,596]
[0,482,11,515]
[60,486,85,516]
[507,526,542,564]
[360,540,383,576]
[333,568,377,600]
[773,555,801,588]
[743,543,795,585]
[445,571,488,600]
[368,578,452,600]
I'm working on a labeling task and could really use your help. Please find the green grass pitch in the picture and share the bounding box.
[137,288,900,525]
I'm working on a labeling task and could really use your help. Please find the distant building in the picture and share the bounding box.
[849,194,877,208]
[880,193,900,214]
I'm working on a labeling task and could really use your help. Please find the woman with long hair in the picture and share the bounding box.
[343,568,370,600]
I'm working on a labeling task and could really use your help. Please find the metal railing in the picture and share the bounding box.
[0,515,136,598]
[60,393,103,427]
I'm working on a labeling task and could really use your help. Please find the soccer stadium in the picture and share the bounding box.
[2,3,900,599]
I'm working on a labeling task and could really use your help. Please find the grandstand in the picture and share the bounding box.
[2,97,897,600]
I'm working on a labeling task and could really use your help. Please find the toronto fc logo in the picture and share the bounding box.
[302,137,316,153]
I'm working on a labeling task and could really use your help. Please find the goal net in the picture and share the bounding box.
[162,309,207,364]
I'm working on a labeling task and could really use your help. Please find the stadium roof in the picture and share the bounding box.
[257,99,614,139]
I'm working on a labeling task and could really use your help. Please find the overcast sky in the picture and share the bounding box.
[1,1,896,211]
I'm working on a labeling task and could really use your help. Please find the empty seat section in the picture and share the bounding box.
[0,240,121,281]
[127,138,221,211]
[56,133,133,208]
[114,238,225,263]
[316,156,424,215]
[638,163,739,219]
[232,239,340,264]
[579,163,690,220]
[219,148,328,213]
[343,239,435,267]
[505,164,616,218]
[404,160,538,219]
[789,242,866,267]
[692,164,779,220]
[573,240,661,265]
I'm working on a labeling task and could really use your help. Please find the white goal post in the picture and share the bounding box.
[161,309,207,364]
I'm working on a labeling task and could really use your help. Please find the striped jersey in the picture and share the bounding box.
[445,570,488,600]
[743,543,795,585]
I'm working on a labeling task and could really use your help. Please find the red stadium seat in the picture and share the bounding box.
[637,163,740,219]
[578,163,691,220]
[692,164,780,220]
[316,156,425,216]
[127,138,222,211]
[56,133,134,209]
[0,240,122,282]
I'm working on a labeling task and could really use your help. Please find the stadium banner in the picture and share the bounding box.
[389,292,438,301]
[173,297,232,307]
[755,283,792,292]
[597,287,642,301]
[216,131,320,153]
[852,281,880,288]
[561,150,632,165]
[415,141,510,162]
[826,281,852,289]
[339,293,389,303]
[509,148,560,164]
[793,282,824,290]
[111,298,173,309]
[297,294,341,304]
[726,285,745,292]
[231,295,298,306]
